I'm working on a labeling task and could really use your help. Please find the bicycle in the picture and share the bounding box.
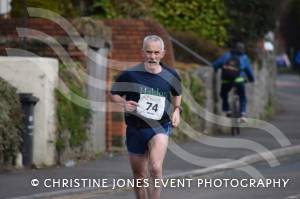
[229,86,241,136]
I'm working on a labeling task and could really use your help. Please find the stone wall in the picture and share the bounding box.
[247,54,277,118]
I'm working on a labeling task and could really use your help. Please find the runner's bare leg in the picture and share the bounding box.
[129,153,149,199]
[148,133,169,199]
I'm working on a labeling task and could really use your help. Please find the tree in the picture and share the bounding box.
[224,0,282,45]
[280,0,300,52]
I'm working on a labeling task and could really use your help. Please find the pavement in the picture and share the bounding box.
[1,74,300,199]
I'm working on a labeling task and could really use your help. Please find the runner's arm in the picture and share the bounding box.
[172,95,182,127]
[111,94,138,112]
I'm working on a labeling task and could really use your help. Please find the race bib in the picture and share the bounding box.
[137,94,166,120]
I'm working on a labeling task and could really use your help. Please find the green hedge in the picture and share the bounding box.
[93,0,229,46]
[0,78,23,166]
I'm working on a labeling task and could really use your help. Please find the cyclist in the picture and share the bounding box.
[212,42,255,122]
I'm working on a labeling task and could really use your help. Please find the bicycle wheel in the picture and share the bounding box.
[231,96,240,136]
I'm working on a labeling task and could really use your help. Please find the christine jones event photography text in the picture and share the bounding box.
[30,178,290,189]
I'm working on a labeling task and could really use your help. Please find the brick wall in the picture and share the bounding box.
[0,18,85,62]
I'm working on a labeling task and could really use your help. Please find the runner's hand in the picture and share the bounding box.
[125,101,138,112]
[172,109,180,127]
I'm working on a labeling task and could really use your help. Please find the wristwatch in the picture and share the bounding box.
[174,106,183,114]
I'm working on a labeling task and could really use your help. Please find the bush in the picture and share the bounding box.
[171,31,225,64]
[11,0,78,17]
[0,77,23,166]
[55,63,90,155]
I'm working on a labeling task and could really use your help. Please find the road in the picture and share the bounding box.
[54,154,300,199]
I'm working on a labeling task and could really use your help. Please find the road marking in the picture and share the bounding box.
[286,193,300,199]
[276,81,300,88]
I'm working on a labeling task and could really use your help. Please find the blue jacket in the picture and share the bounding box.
[212,51,255,82]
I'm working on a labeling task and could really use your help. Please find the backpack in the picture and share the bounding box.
[295,51,300,65]
[221,56,241,81]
